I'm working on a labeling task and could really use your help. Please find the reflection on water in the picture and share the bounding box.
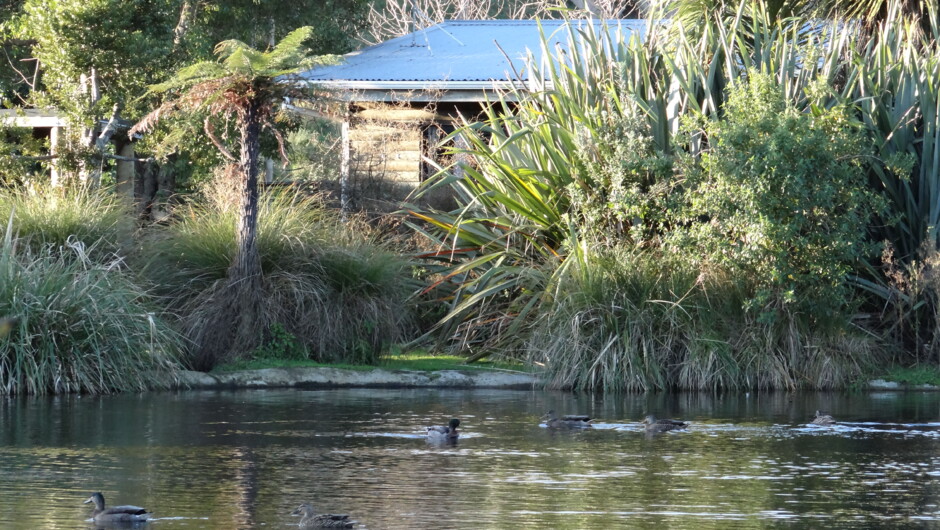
[1,389,940,528]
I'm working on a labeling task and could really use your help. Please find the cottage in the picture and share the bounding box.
[296,19,651,208]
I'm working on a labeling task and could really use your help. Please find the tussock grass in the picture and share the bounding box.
[0,221,182,395]
[146,187,418,367]
[530,247,884,392]
[0,185,133,259]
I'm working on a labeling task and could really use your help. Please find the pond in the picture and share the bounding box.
[2,387,940,528]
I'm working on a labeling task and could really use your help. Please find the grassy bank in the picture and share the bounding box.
[877,366,940,387]
[213,351,529,373]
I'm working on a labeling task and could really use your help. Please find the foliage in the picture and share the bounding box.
[0,126,44,185]
[408,10,913,388]
[408,19,670,353]
[286,117,343,184]
[144,187,418,368]
[177,0,371,58]
[0,185,134,260]
[251,322,306,362]
[12,0,178,117]
[673,72,884,324]
[880,365,940,387]
[530,246,883,392]
[0,218,182,395]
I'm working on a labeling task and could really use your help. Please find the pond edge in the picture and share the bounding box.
[170,371,937,392]
[175,367,540,390]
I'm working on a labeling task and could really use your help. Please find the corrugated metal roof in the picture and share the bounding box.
[297,19,650,99]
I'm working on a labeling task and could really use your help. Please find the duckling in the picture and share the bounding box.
[83,492,150,523]
[642,415,688,433]
[811,410,836,425]
[541,410,593,428]
[426,418,460,442]
[291,503,355,528]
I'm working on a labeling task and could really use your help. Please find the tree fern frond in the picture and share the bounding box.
[296,54,342,71]
[219,46,266,75]
[265,26,315,70]
[146,62,228,94]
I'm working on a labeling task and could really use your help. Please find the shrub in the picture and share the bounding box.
[672,72,884,324]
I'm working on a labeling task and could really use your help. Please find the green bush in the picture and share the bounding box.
[672,72,884,324]
[0,223,182,394]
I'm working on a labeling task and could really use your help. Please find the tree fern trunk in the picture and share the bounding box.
[231,103,262,286]
[194,101,266,370]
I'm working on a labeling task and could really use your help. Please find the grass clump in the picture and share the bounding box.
[0,185,133,260]
[146,186,418,369]
[530,247,883,392]
[0,221,182,395]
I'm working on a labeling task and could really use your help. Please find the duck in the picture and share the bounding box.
[811,410,836,425]
[642,415,688,433]
[291,503,355,528]
[541,410,593,428]
[426,418,460,442]
[83,492,150,523]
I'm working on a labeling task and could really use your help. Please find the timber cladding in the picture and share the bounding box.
[349,121,423,186]
[342,101,484,211]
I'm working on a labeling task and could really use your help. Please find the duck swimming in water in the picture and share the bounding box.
[83,492,150,523]
[811,410,836,425]
[642,415,688,433]
[291,503,355,528]
[426,418,460,442]
[541,410,594,429]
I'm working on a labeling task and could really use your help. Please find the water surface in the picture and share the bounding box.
[2,388,940,528]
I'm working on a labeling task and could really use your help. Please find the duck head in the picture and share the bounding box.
[83,492,106,511]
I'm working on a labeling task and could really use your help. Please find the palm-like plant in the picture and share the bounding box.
[131,26,335,368]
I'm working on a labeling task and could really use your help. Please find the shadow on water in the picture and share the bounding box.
[2,389,940,528]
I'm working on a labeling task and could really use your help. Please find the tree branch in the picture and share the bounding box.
[263,120,290,166]
[204,116,237,162]
[95,103,124,151]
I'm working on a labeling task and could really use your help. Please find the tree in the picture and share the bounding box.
[172,0,370,57]
[654,0,936,34]
[131,26,334,368]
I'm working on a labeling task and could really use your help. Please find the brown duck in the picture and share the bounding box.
[541,410,593,428]
[291,503,355,528]
[83,492,150,523]
[642,415,688,433]
[811,410,836,425]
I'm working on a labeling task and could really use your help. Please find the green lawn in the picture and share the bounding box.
[212,351,530,374]
[878,365,940,387]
